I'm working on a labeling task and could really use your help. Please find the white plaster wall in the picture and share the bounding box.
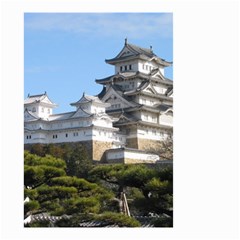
[44,129,93,143]
[47,119,92,130]
[25,104,53,119]
[140,111,158,123]
[106,149,159,161]
[159,114,173,126]
[92,129,114,142]
[136,128,168,141]
[24,132,48,144]
[138,60,164,75]
[139,96,159,106]
[116,81,136,91]
[34,104,53,119]
[107,150,124,159]
[24,127,118,145]
[114,60,164,76]
[152,84,168,94]
[114,61,138,74]
[125,151,159,161]
[92,118,112,128]
[90,105,105,114]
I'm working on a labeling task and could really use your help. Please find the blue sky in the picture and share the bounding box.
[24,13,173,114]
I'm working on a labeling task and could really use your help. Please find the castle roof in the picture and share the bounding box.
[24,92,57,107]
[113,118,172,130]
[70,92,110,107]
[125,91,173,102]
[96,71,173,86]
[105,39,172,67]
[24,108,41,121]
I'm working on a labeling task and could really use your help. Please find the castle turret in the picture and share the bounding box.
[24,92,57,119]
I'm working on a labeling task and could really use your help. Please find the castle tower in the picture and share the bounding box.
[96,40,173,152]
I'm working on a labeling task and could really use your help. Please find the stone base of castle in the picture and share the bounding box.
[126,138,163,152]
[62,140,113,162]
[24,140,112,162]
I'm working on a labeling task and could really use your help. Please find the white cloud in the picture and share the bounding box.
[25,13,172,39]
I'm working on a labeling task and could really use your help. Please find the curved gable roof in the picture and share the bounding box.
[105,40,172,67]
[24,92,57,107]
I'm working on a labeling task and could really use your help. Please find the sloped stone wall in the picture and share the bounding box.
[126,138,163,152]
[126,138,138,149]
[92,141,112,161]
[137,139,163,152]
[124,158,156,164]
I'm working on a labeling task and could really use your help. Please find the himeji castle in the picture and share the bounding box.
[24,39,173,164]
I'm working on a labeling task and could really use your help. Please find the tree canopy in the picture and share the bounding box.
[24,150,173,227]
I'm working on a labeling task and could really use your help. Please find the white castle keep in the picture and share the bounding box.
[24,39,173,164]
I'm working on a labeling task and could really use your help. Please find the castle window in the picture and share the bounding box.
[152,116,157,123]
[129,64,132,70]
[73,132,78,137]
[120,66,123,72]
[124,65,127,71]
[142,64,145,69]
[143,114,148,121]
[66,133,68,137]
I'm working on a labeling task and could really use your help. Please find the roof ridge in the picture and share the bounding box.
[127,43,153,54]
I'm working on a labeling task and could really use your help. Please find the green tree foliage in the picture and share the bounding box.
[94,212,141,227]
[24,150,173,227]
[24,151,66,188]
[64,143,92,179]
[25,143,93,179]
[89,164,173,226]
[24,200,40,216]
[24,151,115,221]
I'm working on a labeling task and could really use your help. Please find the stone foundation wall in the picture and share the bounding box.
[137,138,163,152]
[126,138,138,149]
[92,141,113,162]
[126,138,163,152]
[124,158,157,164]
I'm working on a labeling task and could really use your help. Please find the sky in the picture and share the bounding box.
[24,13,173,114]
